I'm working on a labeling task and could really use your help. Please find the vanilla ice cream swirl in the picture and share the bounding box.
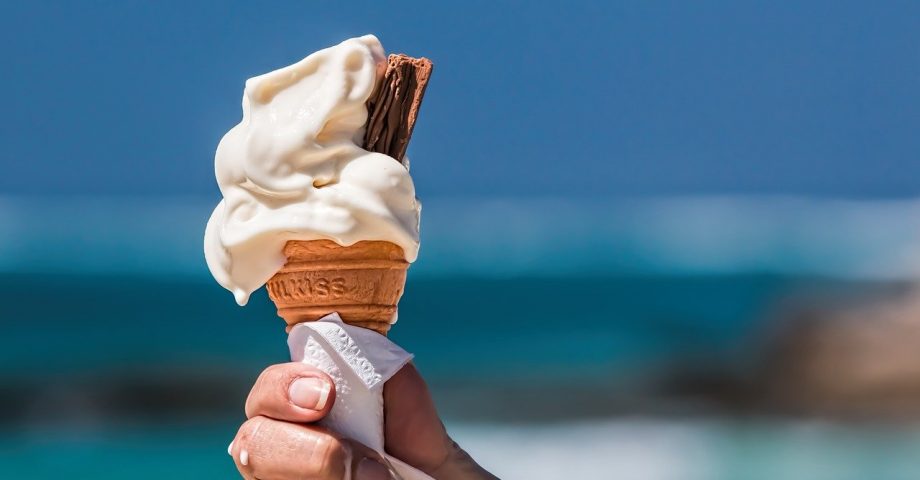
[204,35,421,305]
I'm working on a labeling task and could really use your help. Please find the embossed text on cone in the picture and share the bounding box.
[266,240,409,335]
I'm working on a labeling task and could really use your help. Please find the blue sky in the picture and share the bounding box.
[1,1,918,198]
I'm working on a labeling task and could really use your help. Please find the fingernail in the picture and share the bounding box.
[355,457,392,480]
[289,377,331,410]
[227,441,233,456]
[240,449,249,466]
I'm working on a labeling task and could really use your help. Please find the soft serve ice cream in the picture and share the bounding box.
[205,35,434,479]
[204,35,421,306]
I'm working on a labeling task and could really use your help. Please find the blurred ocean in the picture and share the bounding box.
[2,195,920,479]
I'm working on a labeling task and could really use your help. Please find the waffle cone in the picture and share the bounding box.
[266,240,409,335]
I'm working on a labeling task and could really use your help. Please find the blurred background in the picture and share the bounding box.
[2,1,920,478]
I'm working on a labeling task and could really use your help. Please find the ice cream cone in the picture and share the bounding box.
[266,239,409,335]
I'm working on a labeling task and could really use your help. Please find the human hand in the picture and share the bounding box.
[229,362,497,479]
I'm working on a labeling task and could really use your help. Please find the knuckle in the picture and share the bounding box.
[260,363,290,386]
[245,364,292,416]
[233,417,348,479]
[235,415,268,445]
[266,362,306,390]
[263,362,288,377]
[309,434,348,477]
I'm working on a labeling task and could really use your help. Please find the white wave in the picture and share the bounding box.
[450,418,920,480]
[451,419,715,480]
[1,195,920,279]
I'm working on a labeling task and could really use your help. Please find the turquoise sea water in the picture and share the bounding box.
[2,272,917,479]
[3,196,920,478]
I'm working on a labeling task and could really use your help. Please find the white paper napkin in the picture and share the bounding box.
[288,313,433,479]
